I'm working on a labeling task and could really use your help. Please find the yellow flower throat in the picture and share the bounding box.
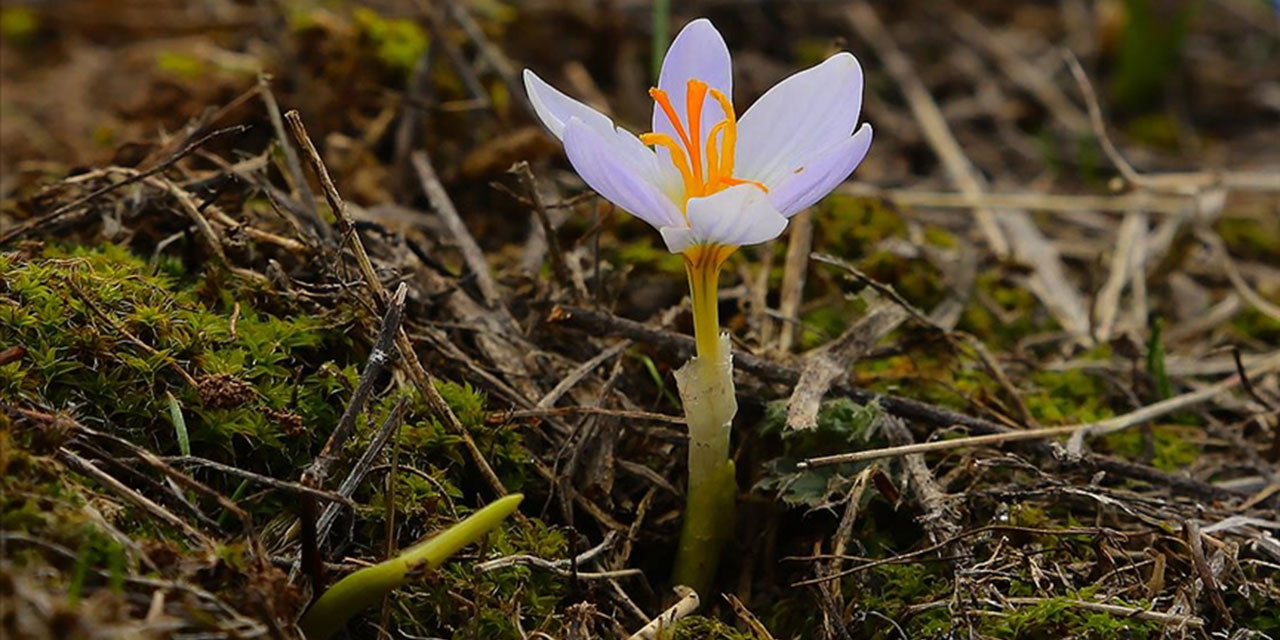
[641,79,767,214]
[683,242,738,360]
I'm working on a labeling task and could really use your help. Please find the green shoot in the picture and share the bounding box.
[166,390,190,457]
[1147,317,1172,400]
[651,0,670,80]
[298,493,523,640]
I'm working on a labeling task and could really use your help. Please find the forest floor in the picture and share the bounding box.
[2,1,1279,639]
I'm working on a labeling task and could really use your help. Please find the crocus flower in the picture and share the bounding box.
[523,18,872,259]
[524,18,872,595]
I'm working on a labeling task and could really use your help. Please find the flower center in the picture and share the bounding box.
[641,79,768,215]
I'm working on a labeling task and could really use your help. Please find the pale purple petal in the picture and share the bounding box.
[659,184,786,252]
[524,69,613,140]
[769,124,873,217]
[563,118,684,230]
[735,52,864,187]
[526,69,682,197]
[653,18,733,175]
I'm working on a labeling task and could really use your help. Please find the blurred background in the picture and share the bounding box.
[2,0,1276,207]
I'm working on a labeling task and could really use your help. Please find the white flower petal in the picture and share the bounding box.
[659,184,787,252]
[735,52,864,187]
[653,19,733,155]
[563,118,684,230]
[769,124,873,217]
[659,226,697,254]
[524,68,613,140]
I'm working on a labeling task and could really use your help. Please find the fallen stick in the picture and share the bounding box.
[315,397,410,546]
[0,125,248,245]
[412,150,503,308]
[798,351,1280,468]
[628,589,700,640]
[836,183,1189,216]
[301,284,407,488]
[59,450,215,550]
[798,425,1082,468]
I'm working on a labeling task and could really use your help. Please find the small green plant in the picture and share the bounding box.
[756,398,882,508]
[299,494,523,640]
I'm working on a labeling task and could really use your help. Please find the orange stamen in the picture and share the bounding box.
[649,88,694,159]
[705,125,722,184]
[685,79,709,191]
[708,89,736,178]
[639,133,697,219]
[642,80,768,212]
[705,121,730,184]
[716,176,769,192]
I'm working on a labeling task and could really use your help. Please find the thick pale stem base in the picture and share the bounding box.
[671,332,737,596]
[672,244,738,597]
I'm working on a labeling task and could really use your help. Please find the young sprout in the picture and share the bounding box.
[524,18,871,596]
[299,494,523,640]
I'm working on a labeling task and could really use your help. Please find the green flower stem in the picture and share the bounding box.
[299,494,523,640]
[671,245,738,597]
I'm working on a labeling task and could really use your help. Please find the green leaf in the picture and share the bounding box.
[166,391,190,456]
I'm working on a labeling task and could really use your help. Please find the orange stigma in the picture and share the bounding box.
[642,79,767,210]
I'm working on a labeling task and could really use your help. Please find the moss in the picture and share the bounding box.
[1123,113,1182,151]
[987,593,1161,639]
[379,515,566,639]
[922,226,956,249]
[851,345,1003,419]
[615,238,686,276]
[865,563,950,607]
[818,195,906,253]
[1102,425,1201,471]
[0,444,98,546]
[1229,577,1280,634]
[859,569,1165,639]
[1,244,360,467]
[2,243,365,560]
[388,381,531,492]
[1008,504,1051,529]
[1232,307,1280,345]
[858,564,953,638]
[1216,216,1280,263]
[155,51,209,79]
[858,250,945,312]
[1025,369,1115,424]
[353,7,429,74]
[0,6,39,44]
[799,296,868,351]
[666,615,755,639]
[2,243,566,636]
[959,269,1055,347]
